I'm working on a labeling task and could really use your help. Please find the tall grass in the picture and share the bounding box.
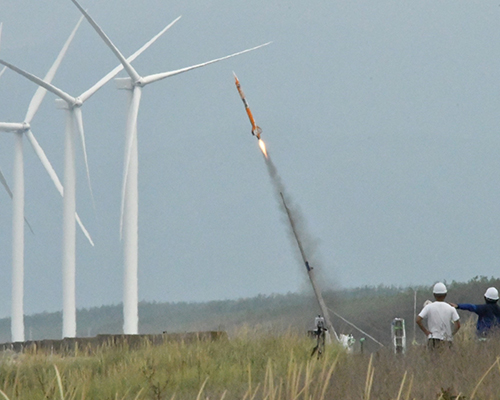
[0,322,499,399]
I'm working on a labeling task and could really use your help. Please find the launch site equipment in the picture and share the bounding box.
[359,337,365,353]
[311,325,326,359]
[391,318,406,354]
[339,333,355,353]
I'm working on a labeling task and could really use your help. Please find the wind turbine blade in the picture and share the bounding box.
[0,59,75,105]
[0,122,25,131]
[142,42,272,85]
[75,212,94,246]
[128,15,180,62]
[25,130,63,196]
[0,167,13,198]
[120,86,142,237]
[71,0,141,82]
[0,167,34,234]
[24,217,34,235]
[24,16,83,124]
[73,107,95,209]
[25,130,94,246]
[0,66,6,79]
[79,16,181,103]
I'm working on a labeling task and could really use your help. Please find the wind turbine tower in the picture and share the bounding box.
[71,0,270,335]
[0,22,6,79]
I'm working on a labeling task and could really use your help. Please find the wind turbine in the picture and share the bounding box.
[70,0,271,334]
[0,17,87,342]
[0,17,180,339]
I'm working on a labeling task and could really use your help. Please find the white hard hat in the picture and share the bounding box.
[433,282,447,294]
[484,287,499,301]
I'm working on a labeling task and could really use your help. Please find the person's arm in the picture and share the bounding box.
[416,315,431,337]
[456,303,477,313]
[451,308,461,335]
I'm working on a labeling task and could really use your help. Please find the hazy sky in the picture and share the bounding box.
[1,0,500,319]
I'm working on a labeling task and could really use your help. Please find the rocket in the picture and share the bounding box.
[233,72,262,139]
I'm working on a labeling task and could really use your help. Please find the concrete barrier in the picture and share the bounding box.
[0,331,227,355]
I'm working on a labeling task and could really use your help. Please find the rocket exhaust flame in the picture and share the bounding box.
[258,139,268,158]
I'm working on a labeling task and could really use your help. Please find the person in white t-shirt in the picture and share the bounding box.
[416,282,460,348]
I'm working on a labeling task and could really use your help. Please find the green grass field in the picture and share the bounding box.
[0,321,499,399]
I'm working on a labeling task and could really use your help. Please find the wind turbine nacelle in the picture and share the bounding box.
[55,99,70,110]
[115,77,134,90]
[0,122,29,132]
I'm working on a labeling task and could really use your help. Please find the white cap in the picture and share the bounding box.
[484,287,499,301]
[433,282,447,294]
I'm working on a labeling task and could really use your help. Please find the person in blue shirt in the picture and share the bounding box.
[449,287,500,338]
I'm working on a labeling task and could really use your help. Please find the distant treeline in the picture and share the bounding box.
[0,276,498,350]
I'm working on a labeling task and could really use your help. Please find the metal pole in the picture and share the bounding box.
[413,289,417,344]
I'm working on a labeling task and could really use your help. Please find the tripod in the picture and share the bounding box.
[311,327,326,359]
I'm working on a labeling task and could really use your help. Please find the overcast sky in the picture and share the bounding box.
[1,0,500,319]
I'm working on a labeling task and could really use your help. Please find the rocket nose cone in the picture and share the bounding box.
[233,71,239,81]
